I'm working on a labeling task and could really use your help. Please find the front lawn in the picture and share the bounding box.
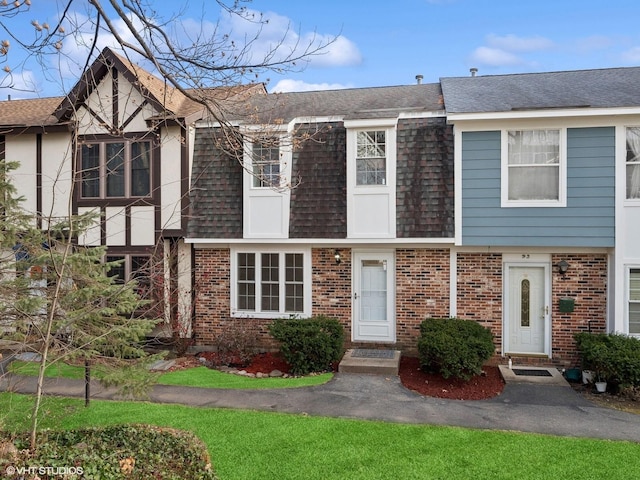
[1,392,639,480]
[7,360,332,389]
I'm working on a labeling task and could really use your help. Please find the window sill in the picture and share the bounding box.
[231,311,310,320]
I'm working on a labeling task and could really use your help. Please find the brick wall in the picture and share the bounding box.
[395,249,450,352]
[194,248,607,365]
[551,253,608,367]
[454,252,608,367]
[456,253,504,355]
[193,248,275,349]
[311,247,352,338]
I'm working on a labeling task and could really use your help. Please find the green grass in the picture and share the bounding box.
[158,366,332,389]
[1,392,639,480]
[8,360,332,389]
[7,360,99,380]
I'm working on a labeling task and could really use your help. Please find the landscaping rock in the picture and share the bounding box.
[269,369,283,378]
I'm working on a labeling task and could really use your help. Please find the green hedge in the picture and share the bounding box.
[268,316,344,375]
[418,318,495,381]
[1,424,216,479]
[574,332,640,388]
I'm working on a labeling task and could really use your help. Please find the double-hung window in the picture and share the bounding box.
[503,129,564,206]
[626,127,640,199]
[233,250,308,317]
[630,268,640,335]
[356,130,386,185]
[81,140,151,198]
[106,254,151,299]
[252,137,281,188]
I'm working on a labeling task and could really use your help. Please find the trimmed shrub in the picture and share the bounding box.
[418,318,495,381]
[268,316,344,375]
[574,332,640,388]
[2,424,216,479]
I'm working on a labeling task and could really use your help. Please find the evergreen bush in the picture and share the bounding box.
[418,317,495,381]
[574,332,640,388]
[268,316,344,375]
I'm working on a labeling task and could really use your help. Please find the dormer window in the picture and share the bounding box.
[252,136,281,188]
[356,130,386,185]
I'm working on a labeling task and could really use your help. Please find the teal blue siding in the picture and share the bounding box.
[461,127,615,247]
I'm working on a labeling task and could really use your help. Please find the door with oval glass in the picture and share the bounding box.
[352,251,395,342]
[505,265,549,355]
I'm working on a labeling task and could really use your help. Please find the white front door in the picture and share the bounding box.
[353,251,395,342]
[505,265,549,355]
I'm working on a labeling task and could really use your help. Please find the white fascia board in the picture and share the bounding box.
[447,106,640,122]
[287,116,344,130]
[344,118,398,129]
[398,110,447,119]
[186,237,456,247]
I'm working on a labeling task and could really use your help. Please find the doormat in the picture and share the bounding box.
[512,368,553,377]
[351,349,396,359]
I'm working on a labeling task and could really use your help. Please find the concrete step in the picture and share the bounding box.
[338,349,401,375]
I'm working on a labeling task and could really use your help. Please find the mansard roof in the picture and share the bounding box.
[441,66,640,114]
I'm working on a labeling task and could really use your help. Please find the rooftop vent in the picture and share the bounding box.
[415,74,423,84]
[470,67,478,77]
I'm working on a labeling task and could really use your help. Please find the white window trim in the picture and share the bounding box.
[241,128,292,239]
[627,266,640,337]
[230,247,312,319]
[345,120,397,238]
[500,128,567,208]
[242,129,292,192]
[624,126,640,205]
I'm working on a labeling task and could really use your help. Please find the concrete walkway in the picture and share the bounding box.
[2,372,639,443]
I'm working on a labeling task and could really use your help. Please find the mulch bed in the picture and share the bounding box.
[183,351,505,400]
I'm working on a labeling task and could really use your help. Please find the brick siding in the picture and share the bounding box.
[456,253,504,356]
[194,248,607,366]
[550,253,608,367]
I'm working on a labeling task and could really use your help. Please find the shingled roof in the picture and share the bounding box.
[441,66,640,114]
[0,96,63,127]
[56,47,266,123]
[232,82,444,124]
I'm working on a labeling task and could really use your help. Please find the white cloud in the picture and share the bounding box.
[270,79,352,93]
[469,47,523,67]
[486,34,554,53]
[621,46,640,63]
[222,8,361,68]
[303,35,361,67]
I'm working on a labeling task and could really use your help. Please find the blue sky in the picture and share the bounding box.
[2,0,640,98]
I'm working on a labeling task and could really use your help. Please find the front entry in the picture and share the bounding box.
[352,251,395,342]
[504,264,549,355]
